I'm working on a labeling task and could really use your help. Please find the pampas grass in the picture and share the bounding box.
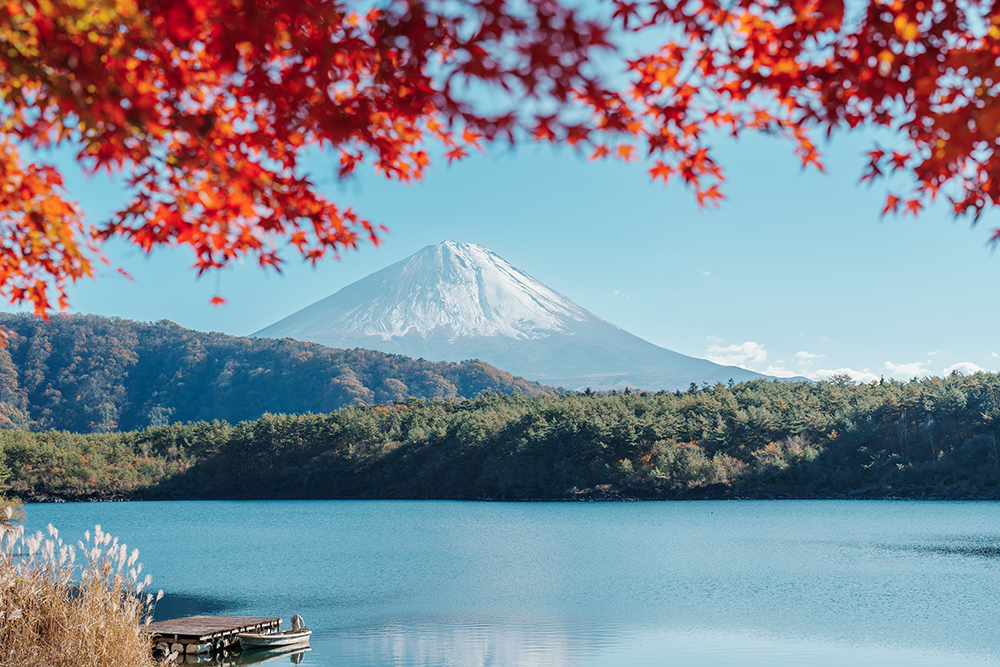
[0,509,163,667]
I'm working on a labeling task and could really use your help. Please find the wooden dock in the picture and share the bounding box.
[146,615,282,655]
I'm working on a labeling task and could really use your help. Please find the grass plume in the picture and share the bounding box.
[0,510,162,667]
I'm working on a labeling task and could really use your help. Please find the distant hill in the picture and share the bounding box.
[255,241,773,391]
[0,313,555,432]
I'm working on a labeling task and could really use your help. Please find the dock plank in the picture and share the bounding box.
[147,615,281,642]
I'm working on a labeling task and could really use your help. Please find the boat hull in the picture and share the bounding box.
[238,629,311,650]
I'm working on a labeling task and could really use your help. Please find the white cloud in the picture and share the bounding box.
[609,289,635,300]
[699,268,710,276]
[762,366,799,378]
[807,368,880,383]
[944,362,985,375]
[928,350,940,356]
[992,352,999,359]
[884,360,931,378]
[795,351,823,361]
[705,334,724,344]
[706,341,768,368]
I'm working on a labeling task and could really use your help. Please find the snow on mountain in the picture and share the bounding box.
[254,241,769,391]
[264,241,591,341]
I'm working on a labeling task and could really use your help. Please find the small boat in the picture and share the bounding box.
[237,628,312,650]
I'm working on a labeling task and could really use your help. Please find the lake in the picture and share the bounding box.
[20,500,1000,666]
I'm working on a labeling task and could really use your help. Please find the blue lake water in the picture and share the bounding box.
[20,500,1000,666]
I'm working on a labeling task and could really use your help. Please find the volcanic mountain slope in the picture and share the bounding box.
[254,241,770,391]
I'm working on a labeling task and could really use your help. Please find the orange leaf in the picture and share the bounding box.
[462,129,483,152]
[444,147,468,163]
[696,185,723,207]
[589,145,610,161]
[649,160,673,182]
[882,195,901,216]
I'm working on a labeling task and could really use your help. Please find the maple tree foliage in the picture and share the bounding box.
[1,0,998,314]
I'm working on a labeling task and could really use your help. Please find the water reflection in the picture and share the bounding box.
[925,543,1000,558]
[344,620,593,667]
[879,536,1000,560]
[173,648,309,665]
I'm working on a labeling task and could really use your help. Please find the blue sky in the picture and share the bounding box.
[38,125,1000,384]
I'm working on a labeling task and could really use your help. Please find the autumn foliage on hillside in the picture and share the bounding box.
[2,0,998,313]
[0,313,554,432]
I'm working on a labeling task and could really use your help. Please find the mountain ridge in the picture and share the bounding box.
[0,312,555,433]
[255,241,771,390]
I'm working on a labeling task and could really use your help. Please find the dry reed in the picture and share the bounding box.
[0,507,163,667]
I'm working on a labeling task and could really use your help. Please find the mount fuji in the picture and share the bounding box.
[254,241,769,391]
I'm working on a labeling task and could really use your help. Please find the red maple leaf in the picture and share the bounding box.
[882,195,902,216]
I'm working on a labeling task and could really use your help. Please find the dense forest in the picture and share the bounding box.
[0,313,553,432]
[3,372,1000,501]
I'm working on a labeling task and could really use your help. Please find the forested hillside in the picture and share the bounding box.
[0,313,553,432]
[4,373,1000,501]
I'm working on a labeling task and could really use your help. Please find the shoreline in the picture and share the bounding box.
[18,489,1000,503]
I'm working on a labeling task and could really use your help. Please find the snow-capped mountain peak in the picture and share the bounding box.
[255,241,769,391]
[261,241,596,342]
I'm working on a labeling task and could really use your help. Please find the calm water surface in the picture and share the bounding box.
[21,500,1000,666]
